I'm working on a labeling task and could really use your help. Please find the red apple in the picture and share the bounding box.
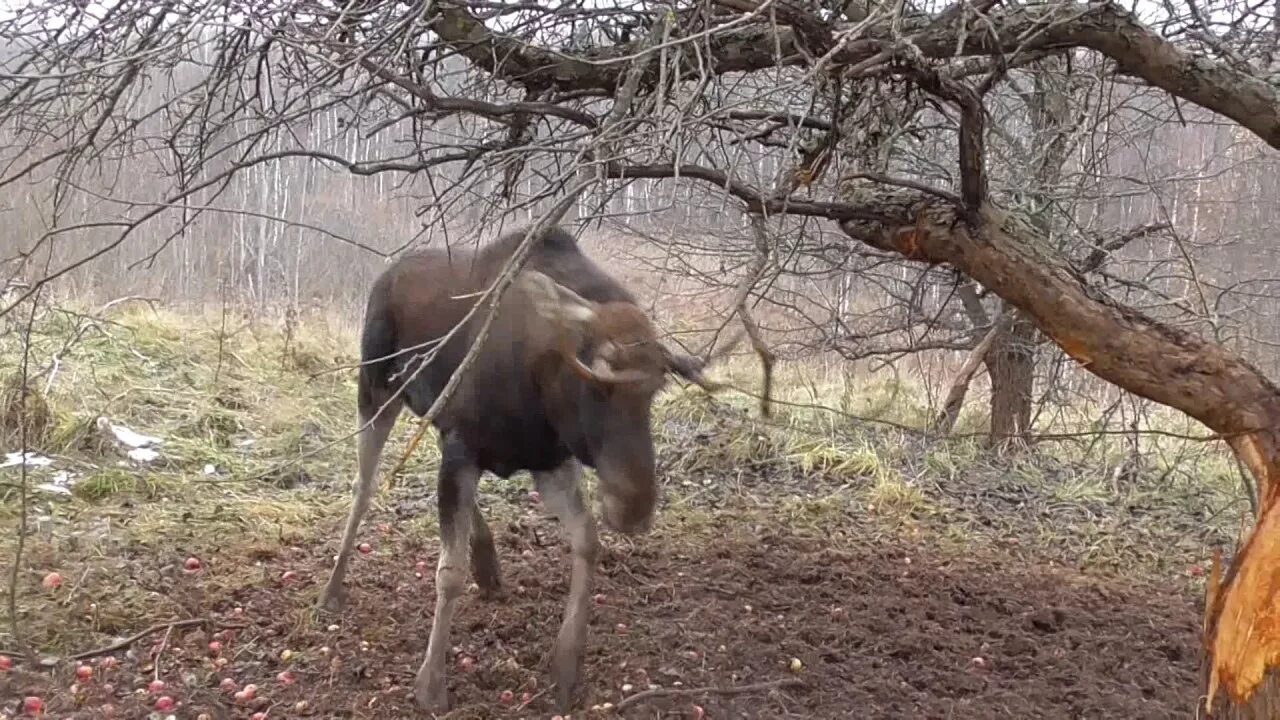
[154,696,175,711]
[184,557,202,572]
[42,572,62,590]
[23,696,44,715]
[148,679,166,694]
[76,664,93,682]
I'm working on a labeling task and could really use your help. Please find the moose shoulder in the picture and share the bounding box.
[316,224,733,714]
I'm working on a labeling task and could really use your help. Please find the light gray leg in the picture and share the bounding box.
[413,435,481,713]
[318,400,401,613]
[533,459,601,712]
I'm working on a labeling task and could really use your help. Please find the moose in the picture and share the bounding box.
[317,223,735,713]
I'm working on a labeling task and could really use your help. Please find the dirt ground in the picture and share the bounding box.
[1,504,1205,720]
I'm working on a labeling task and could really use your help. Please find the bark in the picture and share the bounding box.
[425,0,1280,699]
[986,312,1037,448]
[930,313,1010,435]
[431,2,1280,151]
[835,191,1280,715]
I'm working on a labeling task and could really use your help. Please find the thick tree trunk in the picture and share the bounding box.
[986,313,1037,448]
[836,191,1280,716]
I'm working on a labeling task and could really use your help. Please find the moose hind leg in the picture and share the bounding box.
[414,434,481,713]
[533,459,600,712]
[470,504,503,598]
[318,397,401,613]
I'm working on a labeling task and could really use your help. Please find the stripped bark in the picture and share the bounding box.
[422,1,1280,710]
[835,193,1280,716]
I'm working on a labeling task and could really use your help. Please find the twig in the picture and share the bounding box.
[381,181,591,492]
[613,677,806,711]
[8,228,52,665]
[67,618,237,662]
[152,623,175,681]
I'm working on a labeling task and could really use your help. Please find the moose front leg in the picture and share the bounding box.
[413,434,481,713]
[533,459,601,712]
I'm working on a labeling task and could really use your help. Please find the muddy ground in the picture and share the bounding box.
[2,500,1205,720]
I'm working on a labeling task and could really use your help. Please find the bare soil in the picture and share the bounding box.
[2,503,1204,720]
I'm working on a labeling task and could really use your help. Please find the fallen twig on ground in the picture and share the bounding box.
[67,618,245,662]
[613,677,806,711]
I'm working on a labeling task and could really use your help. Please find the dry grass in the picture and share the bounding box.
[0,300,1247,659]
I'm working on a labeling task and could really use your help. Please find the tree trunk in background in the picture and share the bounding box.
[986,312,1037,447]
[836,191,1280,718]
[931,312,1010,434]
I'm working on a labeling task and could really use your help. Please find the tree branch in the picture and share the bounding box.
[428,2,1280,150]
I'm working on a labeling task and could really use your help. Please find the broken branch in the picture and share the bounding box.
[613,677,807,711]
[68,618,244,662]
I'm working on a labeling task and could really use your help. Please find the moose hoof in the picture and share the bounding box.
[414,677,450,714]
[475,581,506,602]
[317,584,347,614]
[551,650,583,712]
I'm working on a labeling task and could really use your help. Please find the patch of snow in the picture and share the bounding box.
[2,451,53,469]
[36,470,78,495]
[96,417,162,448]
[128,447,160,464]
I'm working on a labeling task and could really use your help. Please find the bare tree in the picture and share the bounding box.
[4,0,1280,713]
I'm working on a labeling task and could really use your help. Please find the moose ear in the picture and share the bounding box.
[518,269,597,327]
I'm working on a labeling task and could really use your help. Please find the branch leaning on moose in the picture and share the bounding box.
[315,222,747,714]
